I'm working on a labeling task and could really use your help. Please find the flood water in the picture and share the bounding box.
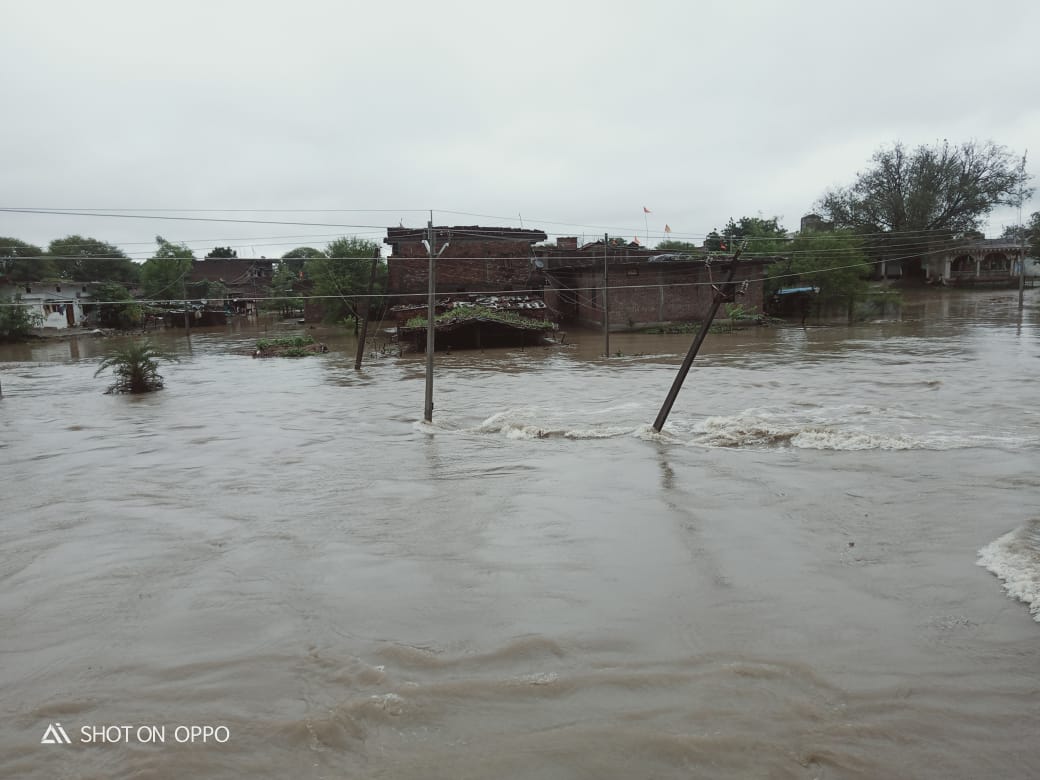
[2,289,1039,779]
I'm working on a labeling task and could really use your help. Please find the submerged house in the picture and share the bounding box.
[188,257,275,312]
[923,237,1026,286]
[393,295,556,351]
[539,237,770,329]
[382,226,771,335]
[0,280,92,328]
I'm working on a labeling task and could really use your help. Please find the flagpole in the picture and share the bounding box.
[644,211,649,247]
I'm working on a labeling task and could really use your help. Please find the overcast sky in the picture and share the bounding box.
[2,0,1037,259]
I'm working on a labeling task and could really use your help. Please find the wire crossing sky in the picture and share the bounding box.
[1,0,1037,258]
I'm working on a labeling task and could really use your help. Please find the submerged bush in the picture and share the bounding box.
[255,335,315,350]
[0,296,42,342]
[94,341,176,393]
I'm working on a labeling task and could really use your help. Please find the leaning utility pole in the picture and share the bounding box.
[354,247,381,370]
[603,233,610,357]
[652,242,747,433]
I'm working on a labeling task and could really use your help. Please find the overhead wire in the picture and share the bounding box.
[0,244,963,308]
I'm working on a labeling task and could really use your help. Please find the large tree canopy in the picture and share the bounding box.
[1025,211,1040,260]
[0,237,53,281]
[304,237,385,327]
[140,236,195,300]
[654,239,699,253]
[205,246,237,259]
[280,246,326,275]
[91,282,143,328]
[819,140,1032,238]
[705,216,787,254]
[48,235,139,285]
[765,230,870,300]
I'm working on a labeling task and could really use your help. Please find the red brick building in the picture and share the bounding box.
[383,226,772,330]
[544,256,771,330]
[384,226,548,303]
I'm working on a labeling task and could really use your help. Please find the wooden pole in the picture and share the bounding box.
[603,233,610,357]
[1019,201,1027,310]
[424,218,436,422]
[652,244,746,433]
[355,247,380,370]
[1018,151,1028,310]
[182,271,192,351]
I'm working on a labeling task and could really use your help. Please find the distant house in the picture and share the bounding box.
[0,280,92,328]
[800,213,834,233]
[189,258,274,311]
[924,237,1026,286]
[384,226,548,303]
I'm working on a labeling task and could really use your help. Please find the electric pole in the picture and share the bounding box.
[423,218,449,422]
[355,247,381,370]
[603,233,610,357]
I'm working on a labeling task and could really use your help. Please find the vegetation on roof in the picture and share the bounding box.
[254,334,328,357]
[404,305,556,331]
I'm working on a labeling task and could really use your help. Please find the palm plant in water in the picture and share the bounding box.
[94,341,176,394]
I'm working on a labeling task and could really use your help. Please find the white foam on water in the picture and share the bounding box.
[688,413,924,451]
[681,406,1039,451]
[475,407,636,441]
[789,428,920,451]
[432,404,1037,451]
[978,519,1040,622]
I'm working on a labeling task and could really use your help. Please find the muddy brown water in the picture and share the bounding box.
[2,289,1039,779]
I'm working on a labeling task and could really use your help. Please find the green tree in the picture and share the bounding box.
[48,235,139,285]
[268,262,304,317]
[1019,212,1040,260]
[705,216,788,254]
[1003,213,1040,267]
[1030,212,1040,261]
[91,282,143,329]
[654,239,700,253]
[205,246,237,259]
[0,295,43,341]
[281,246,326,275]
[0,237,53,281]
[819,140,1032,273]
[765,230,870,300]
[304,237,384,329]
[139,236,194,301]
[94,341,177,393]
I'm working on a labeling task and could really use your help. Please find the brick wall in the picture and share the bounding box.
[388,239,541,300]
[547,262,766,329]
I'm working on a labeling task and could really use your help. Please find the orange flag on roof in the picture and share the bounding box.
[633,236,641,245]
[664,224,672,233]
[643,206,651,214]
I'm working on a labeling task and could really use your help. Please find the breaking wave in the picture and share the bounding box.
[690,414,923,450]
[429,403,1037,451]
[679,406,1038,451]
[978,519,1040,622]
[475,408,636,440]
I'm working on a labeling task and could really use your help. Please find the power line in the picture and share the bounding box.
[2,206,995,243]
[0,208,388,230]
[0,245,959,308]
